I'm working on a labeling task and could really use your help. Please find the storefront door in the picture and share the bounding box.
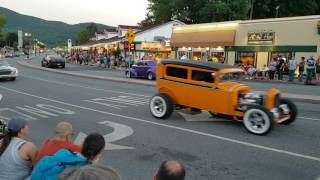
[256,52,269,68]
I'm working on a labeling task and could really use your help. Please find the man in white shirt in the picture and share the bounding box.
[288,56,297,82]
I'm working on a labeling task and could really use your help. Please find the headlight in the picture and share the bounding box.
[11,69,18,75]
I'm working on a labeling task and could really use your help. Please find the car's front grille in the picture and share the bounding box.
[0,70,11,75]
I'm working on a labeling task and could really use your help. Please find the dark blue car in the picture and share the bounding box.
[125,60,157,80]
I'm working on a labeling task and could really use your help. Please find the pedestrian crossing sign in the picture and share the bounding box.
[125,28,135,44]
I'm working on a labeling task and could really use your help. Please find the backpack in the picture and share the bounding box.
[31,149,86,180]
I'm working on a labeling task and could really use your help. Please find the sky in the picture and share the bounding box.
[0,0,149,26]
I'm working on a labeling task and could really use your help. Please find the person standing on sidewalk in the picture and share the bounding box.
[276,57,285,81]
[288,56,297,82]
[305,55,316,85]
[268,58,277,80]
[298,57,305,82]
[316,58,320,81]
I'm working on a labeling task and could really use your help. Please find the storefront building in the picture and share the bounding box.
[171,15,320,68]
[119,20,185,61]
[171,21,239,62]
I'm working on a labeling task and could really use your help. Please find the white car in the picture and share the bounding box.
[0,61,18,81]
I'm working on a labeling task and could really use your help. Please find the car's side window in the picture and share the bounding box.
[192,70,214,83]
[166,67,188,79]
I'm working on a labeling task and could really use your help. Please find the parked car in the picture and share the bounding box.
[41,55,65,68]
[149,60,297,135]
[125,60,157,80]
[0,61,19,81]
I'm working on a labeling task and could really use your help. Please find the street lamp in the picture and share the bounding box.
[33,38,38,56]
[24,32,32,58]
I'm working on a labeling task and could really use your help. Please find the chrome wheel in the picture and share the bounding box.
[125,71,130,78]
[147,73,153,80]
[243,108,272,135]
[150,96,167,118]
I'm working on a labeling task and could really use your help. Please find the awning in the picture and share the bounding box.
[171,30,236,48]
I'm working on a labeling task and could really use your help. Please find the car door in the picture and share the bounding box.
[139,61,149,77]
[132,61,143,77]
[188,69,230,114]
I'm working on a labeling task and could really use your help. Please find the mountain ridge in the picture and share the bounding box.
[0,7,114,46]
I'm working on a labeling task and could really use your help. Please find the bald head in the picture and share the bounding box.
[54,122,73,137]
[156,160,185,180]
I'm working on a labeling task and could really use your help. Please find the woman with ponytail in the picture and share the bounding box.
[0,118,38,179]
[32,133,106,180]
[80,133,105,164]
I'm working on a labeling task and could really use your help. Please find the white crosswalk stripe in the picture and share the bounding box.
[84,95,149,109]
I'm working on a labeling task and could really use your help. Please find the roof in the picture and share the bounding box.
[85,36,121,46]
[105,28,118,33]
[118,25,141,29]
[240,15,320,24]
[161,60,236,71]
[135,20,185,36]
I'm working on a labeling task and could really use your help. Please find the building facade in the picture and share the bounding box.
[171,15,320,68]
[120,20,185,61]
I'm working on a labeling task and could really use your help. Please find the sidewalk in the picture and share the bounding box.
[17,59,320,102]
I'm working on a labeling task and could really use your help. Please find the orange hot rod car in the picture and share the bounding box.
[149,60,297,135]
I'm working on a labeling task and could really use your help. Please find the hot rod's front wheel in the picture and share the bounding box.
[279,98,297,125]
[150,93,173,119]
[243,106,273,135]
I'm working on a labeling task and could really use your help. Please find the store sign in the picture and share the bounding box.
[124,43,135,50]
[141,42,171,51]
[248,31,275,45]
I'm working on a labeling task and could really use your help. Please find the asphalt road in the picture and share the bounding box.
[28,55,320,96]
[1,56,320,180]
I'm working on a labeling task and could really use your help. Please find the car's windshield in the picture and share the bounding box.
[0,61,9,67]
[220,72,245,82]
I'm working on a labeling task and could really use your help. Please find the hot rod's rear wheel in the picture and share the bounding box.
[150,93,173,119]
[243,106,273,135]
[279,98,297,125]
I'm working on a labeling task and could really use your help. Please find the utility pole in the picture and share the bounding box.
[250,0,255,20]
[275,5,280,18]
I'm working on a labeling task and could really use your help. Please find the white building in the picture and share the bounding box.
[119,20,185,60]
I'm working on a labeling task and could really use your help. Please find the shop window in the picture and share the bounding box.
[166,67,188,79]
[210,52,225,63]
[192,70,214,83]
[192,52,201,61]
[270,52,294,62]
[236,52,255,66]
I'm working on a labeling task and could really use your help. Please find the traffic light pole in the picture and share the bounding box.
[128,47,131,78]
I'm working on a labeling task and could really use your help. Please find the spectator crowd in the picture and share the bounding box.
[0,118,186,180]
[238,55,320,85]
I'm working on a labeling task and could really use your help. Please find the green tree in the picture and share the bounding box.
[75,23,97,45]
[140,0,251,26]
[0,15,6,47]
[140,0,319,26]
[252,0,319,19]
[76,31,90,45]
[4,32,18,47]
[86,23,98,37]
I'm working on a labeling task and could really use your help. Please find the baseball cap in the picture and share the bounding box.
[8,118,28,133]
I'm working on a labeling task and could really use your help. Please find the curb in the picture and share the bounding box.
[18,60,320,103]
[17,61,155,87]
